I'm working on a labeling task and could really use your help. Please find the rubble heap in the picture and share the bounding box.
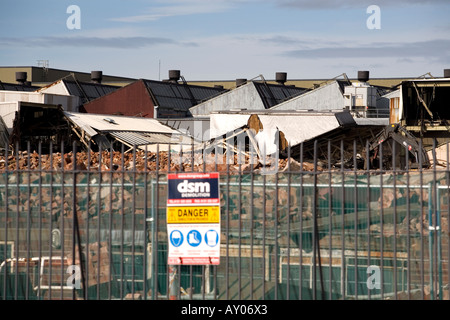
[0,150,320,173]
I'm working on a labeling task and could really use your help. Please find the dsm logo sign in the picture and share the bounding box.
[168,173,219,201]
[177,180,211,196]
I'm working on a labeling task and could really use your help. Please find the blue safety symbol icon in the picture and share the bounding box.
[204,230,219,247]
[170,230,184,247]
[187,230,202,247]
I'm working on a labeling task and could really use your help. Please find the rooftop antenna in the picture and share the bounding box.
[158,59,161,81]
[37,60,49,69]
[37,60,49,81]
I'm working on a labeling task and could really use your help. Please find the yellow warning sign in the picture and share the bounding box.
[167,206,220,224]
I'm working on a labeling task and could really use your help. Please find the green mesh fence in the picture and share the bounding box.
[0,170,448,300]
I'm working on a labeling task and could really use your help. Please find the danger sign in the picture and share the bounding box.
[167,173,220,265]
[167,206,220,224]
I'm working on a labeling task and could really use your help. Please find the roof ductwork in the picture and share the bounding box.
[169,70,181,83]
[91,71,103,84]
[444,69,450,78]
[357,70,370,83]
[15,71,27,85]
[275,72,287,85]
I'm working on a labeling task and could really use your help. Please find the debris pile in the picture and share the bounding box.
[0,150,321,173]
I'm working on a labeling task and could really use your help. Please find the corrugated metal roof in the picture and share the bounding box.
[0,82,39,92]
[64,111,198,149]
[253,82,307,109]
[64,112,176,134]
[109,131,175,146]
[159,117,210,141]
[62,80,119,104]
[143,79,224,112]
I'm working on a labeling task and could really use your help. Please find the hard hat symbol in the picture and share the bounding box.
[170,230,184,247]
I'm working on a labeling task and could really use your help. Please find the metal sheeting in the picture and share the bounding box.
[64,112,176,134]
[143,79,224,112]
[209,110,353,147]
[63,80,119,104]
[0,82,39,92]
[109,131,175,146]
[253,82,307,109]
[271,80,346,111]
[159,117,210,142]
[190,81,307,117]
[64,111,197,150]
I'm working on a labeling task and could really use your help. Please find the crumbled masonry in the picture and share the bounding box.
[0,150,322,173]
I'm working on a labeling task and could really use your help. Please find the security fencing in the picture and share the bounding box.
[0,139,449,300]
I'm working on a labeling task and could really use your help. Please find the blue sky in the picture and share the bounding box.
[1,0,449,81]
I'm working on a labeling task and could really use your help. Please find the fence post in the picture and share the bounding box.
[168,265,178,300]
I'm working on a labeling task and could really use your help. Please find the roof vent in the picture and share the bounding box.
[15,72,27,85]
[103,117,118,124]
[444,69,450,78]
[357,70,370,83]
[91,71,103,84]
[236,78,247,87]
[168,70,181,83]
[275,72,287,85]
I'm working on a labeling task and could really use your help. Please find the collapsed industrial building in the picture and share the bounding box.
[2,68,449,169]
[0,67,450,300]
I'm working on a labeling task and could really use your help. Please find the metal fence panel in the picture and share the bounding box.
[0,140,449,300]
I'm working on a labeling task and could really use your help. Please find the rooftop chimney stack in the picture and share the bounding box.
[15,72,27,85]
[236,78,247,87]
[444,69,450,78]
[357,70,370,83]
[275,72,287,85]
[168,70,181,83]
[91,71,103,84]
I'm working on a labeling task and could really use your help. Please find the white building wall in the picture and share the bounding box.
[0,101,20,134]
[270,81,344,111]
[37,80,71,96]
[0,90,80,112]
[190,82,266,117]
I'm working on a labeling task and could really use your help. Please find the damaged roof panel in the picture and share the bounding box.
[209,110,356,147]
[64,112,176,134]
[64,111,197,151]
[109,131,176,146]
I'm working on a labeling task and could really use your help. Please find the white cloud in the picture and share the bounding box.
[110,0,233,23]
[0,35,196,49]
[282,39,450,62]
[277,0,450,9]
